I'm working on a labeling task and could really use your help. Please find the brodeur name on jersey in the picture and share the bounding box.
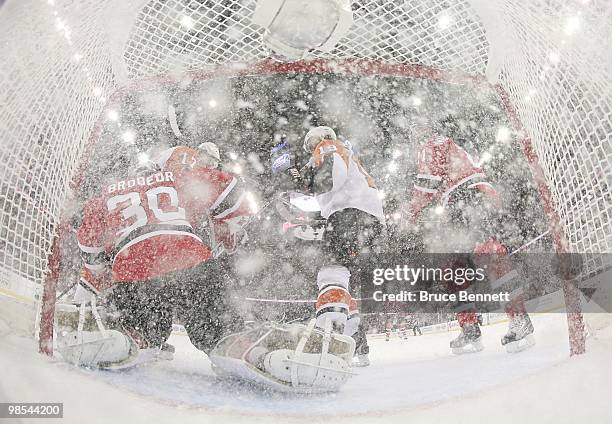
[405,135,500,223]
[77,166,249,293]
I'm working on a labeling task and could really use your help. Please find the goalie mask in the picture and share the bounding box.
[209,319,356,393]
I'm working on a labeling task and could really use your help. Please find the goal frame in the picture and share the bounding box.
[37,58,586,356]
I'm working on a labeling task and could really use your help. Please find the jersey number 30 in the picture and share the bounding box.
[106,187,186,241]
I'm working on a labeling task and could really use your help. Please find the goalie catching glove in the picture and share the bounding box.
[209,319,356,393]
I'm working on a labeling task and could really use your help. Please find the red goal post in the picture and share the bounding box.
[37,59,585,356]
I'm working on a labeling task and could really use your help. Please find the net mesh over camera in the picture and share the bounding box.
[0,0,610,288]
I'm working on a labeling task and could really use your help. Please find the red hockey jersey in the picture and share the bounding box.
[155,146,199,175]
[156,145,251,256]
[405,135,499,223]
[77,167,249,291]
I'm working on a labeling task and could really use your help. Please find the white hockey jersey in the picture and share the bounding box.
[309,139,384,221]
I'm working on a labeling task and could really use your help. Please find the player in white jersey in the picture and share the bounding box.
[299,126,385,365]
[304,127,384,221]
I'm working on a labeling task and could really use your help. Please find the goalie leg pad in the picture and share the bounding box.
[209,320,356,393]
[57,329,135,368]
[263,349,352,390]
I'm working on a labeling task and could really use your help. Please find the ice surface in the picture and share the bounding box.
[1,313,611,423]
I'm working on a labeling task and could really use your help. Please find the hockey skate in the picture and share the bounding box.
[502,313,535,353]
[349,323,370,367]
[450,323,484,355]
[352,353,370,367]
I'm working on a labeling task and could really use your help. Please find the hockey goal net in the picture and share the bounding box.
[0,0,610,355]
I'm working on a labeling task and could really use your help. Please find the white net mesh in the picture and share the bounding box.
[124,0,489,77]
[492,0,612,274]
[0,0,610,291]
[0,0,115,283]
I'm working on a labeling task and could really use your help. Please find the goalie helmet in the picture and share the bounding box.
[303,126,337,153]
[209,319,355,393]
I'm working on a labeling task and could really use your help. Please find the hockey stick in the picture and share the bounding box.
[509,230,550,256]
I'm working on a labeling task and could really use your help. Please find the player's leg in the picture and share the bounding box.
[177,260,244,354]
[435,247,486,354]
[321,210,382,317]
[449,186,535,352]
[449,306,484,354]
[473,233,535,352]
[315,264,352,332]
[501,290,535,351]
[444,190,490,354]
[110,279,174,349]
[314,209,356,332]
[344,297,370,366]
[349,209,382,365]
[352,322,370,364]
[320,208,381,361]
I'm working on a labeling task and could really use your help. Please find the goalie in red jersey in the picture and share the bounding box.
[154,141,247,256]
[64,154,251,369]
[403,118,535,354]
